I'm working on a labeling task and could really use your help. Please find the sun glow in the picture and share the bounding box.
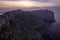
[0,1,35,8]
[0,1,56,8]
[20,0,31,1]
[18,1,34,7]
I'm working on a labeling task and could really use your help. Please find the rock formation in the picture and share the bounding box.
[0,9,56,40]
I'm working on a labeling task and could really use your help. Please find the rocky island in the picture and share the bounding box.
[0,9,56,40]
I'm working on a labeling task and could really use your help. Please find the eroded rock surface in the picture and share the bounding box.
[0,9,55,40]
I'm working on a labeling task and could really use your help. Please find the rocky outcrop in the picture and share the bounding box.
[32,9,55,22]
[0,9,55,40]
[0,15,7,26]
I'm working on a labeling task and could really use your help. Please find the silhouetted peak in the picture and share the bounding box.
[10,9,23,12]
[0,9,55,40]
[4,9,23,15]
[3,9,56,22]
[32,9,55,22]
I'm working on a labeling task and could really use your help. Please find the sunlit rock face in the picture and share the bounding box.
[0,9,55,40]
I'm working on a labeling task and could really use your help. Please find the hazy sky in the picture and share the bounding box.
[0,0,60,10]
[0,0,60,9]
[0,0,60,22]
[0,0,60,11]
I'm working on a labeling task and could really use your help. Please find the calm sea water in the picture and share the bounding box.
[52,22,60,40]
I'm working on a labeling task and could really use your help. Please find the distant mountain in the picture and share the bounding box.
[0,9,55,40]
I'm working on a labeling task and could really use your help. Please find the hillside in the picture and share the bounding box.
[0,9,55,40]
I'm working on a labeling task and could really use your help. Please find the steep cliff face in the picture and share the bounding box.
[32,10,55,22]
[0,9,55,40]
[32,9,56,29]
[0,15,7,26]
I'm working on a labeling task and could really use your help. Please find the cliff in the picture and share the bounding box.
[32,9,55,22]
[0,9,55,40]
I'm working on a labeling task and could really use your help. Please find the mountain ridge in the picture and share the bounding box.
[0,9,55,40]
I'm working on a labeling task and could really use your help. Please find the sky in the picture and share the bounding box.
[0,0,60,11]
[0,0,60,22]
[0,0,60,9]
[0,0,60,10]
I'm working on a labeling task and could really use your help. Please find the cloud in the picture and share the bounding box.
[0,0,59,10]
[0,0,60,6]
[0,0,32,1]
[0,1,56,8]
[48,0,60,6]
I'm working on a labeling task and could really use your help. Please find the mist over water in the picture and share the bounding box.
[49,7,60,40]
